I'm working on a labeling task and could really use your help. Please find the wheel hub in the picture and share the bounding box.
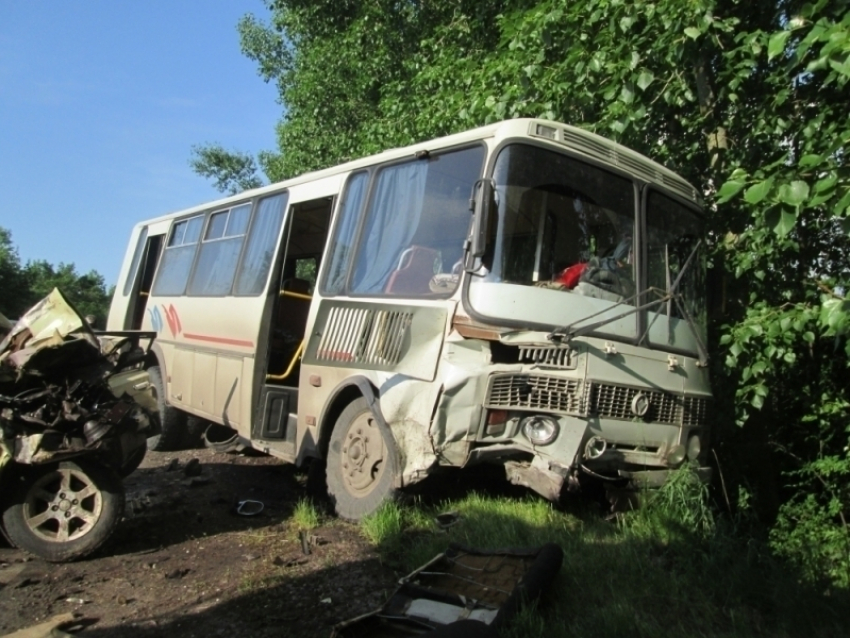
[24,467,103,543]
[340,417,386,496]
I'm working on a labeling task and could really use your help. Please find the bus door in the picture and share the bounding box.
[123,221,168,330]
[255,196,333,451]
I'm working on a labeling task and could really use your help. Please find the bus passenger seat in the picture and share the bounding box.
[384,246,440,295]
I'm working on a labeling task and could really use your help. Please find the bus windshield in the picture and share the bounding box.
[471,142,706,353]
[487,144,636,303]
[645,190,707,348]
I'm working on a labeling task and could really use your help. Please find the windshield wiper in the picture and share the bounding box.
[548,240,708,366]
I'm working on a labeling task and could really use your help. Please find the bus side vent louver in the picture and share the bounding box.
[316,306,413,367]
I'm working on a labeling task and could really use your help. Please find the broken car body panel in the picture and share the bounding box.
[331,543,563,637]
[0,289,159,561]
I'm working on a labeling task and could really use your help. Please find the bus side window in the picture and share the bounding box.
[151,215,204,296]
[323,172,367,296]
[235,193,287,296]
[350,145,485,296]
[384,245,440,295]
[188,204,251,296]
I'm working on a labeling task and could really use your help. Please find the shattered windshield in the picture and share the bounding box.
[487,144,636,303]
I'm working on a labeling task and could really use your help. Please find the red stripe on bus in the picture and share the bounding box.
[183,333,254,348]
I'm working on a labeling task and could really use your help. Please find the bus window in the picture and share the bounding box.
[322,172,368,295]
[349,145,485,296]
[123,227,148,297]
[188,203,251,296]
[151,214,204,296]
[235,193,287,296]
[490,144,635,303]
[646,190,706,333]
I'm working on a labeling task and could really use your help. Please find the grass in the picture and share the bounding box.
[359,468,850,638]
[291,497,321,531]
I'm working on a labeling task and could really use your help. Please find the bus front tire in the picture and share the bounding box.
[326,397,397,522]
[146,366,187,451]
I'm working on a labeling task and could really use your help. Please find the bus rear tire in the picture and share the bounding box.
[326,397,397,522]
[146,366,187,452]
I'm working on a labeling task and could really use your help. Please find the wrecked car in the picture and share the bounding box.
[0,289,157,562]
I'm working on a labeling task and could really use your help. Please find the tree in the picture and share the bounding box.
[24,261,112,326]
[233,0,849,583]
[0,227,33,319]
[0,227,112,326]
[189,143,264,195]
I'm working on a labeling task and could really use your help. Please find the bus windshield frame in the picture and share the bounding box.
[465,142,707,356]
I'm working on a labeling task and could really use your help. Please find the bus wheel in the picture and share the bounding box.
[146,366,187,451]
[326,397,398,522]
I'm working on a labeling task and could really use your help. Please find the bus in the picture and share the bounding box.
[107,119,711,520]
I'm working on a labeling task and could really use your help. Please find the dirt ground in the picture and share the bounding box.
[0,446,399,638]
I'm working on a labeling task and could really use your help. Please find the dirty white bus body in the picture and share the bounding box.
[107,119,711,519]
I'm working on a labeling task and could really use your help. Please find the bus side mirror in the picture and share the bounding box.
[470,179,496,259]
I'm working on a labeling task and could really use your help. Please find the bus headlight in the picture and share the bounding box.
[687,434,701,460]
[666,444,686,467]
[520,415,559,446]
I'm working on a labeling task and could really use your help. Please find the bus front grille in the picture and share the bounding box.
[485,374,584,415]
[484,374,709,427]
[588,383,709,427]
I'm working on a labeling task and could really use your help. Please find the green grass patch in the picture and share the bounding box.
[291,497,320,531]
[360,469,850,638]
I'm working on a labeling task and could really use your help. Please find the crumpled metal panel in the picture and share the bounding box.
[331,543,563,637]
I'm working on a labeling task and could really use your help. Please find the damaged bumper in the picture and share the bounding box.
[432,331,712,500]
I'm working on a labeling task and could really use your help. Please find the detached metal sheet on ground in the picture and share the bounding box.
[331,543,563,637]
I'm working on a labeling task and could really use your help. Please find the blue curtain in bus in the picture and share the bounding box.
[235,194,287,295]
[324,172,367,295]
[352,160,427,294]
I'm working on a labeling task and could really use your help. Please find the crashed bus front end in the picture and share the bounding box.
[433,129,712,498]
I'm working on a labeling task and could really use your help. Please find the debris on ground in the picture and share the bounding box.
[331,543,563,637]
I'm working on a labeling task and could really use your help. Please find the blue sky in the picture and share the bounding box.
[0,1,280,286]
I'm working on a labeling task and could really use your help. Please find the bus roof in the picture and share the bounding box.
[137,118,699,228]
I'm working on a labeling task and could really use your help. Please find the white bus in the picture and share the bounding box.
[108,119,711,520]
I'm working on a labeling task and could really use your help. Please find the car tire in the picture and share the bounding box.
[326,397,398,522]
[1,460,125,562]
[146,365,187,451]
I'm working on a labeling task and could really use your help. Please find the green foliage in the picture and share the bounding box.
[238,0,850,586]
[624,464,716,540]
[0,228,29,318]
[360,488,850,637]
[189,143,264,195]
[290,497,320,531]
[0,227,111,324]
[772,490,850,588]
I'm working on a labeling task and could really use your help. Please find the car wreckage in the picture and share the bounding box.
[0,289,157,562]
